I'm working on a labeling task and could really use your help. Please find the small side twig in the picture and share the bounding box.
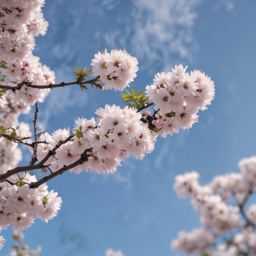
[137,102,154,112]
[234,189,255,228]
[3,180,15,186]
[30,102,40,166]
[0,133,48,147]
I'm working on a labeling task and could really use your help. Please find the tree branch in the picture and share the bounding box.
[0,76,100,91]
[29,149,92,188]
[235,189,255,228]
[0,134,75,182]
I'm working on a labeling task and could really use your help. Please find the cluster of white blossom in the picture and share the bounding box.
[0,0,48,63]
[0,235,5,249]
[91,49,139,91]
[210,156,256,203]
[37,105,156,174]
[5,231,41,256]
[106,248,124,256]
[145,65,215,137]
[0,0,55,204]
[0,122,31,174]
[0,56,55,119]
[0,0,55,127]
[172,228,214,255]
[0,173,62,233]
[172,156,256,255]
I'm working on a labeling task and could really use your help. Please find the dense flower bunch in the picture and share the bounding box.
[172,156,256,256]
[0,122,31,174]
[172,228,214,255]
[91,49,139,91]
[37,105,156,174]
[0,56,55,120]
[0,173,62,236]
[0,0,55,128]
[145,65,215,137]
[0,0,48,63]
[5,231,41,256]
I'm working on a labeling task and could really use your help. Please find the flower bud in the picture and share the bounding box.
[98,84,104,90]
[12,243,19,249]
[21,243,29,251]
[42,168,48,173]
[142,111,149,116]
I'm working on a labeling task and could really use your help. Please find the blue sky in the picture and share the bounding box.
[2,0,256,255]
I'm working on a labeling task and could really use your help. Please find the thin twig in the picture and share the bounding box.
[30,102,39,166]
[137,102,154,112]
[47,167,53,174]
[0,76,100,91]
[152,108,160,118]
[3,180,15,185]
[235,189,255,228]
[0,133,48,147]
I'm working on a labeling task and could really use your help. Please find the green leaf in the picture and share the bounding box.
[0,61,7,69]
[0,126,6,134]
[10,128,17,137]
[80,84,89,91]
[74,67,92,82]
[132,88,136,96]
[0,75,6,81]
[122,95,132,100]
[84,68,92,77]
[164,111,176,118]
[134,95,142,101]
[136,91,144,98]
[124,89,131,96]
[140,98,149,103]
[0,89,7,99]
[75,130,83,139]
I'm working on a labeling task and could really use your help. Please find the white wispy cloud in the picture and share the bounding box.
[102,0,203,70]
[214,0,235,12]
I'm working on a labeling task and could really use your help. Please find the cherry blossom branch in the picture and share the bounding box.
[30,102,39,166]
[0,76,100,91]
[29,148,92,188]
[0,134,75,182]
